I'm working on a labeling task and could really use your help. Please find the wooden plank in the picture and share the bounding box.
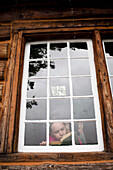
[0,44,9,59]
[12,18,113,32]
[93,30,113,152]
[1,8,113,22]
[0,24,10,38]
[7,32,23,153]
[0,61,7,80]
[0,34,20,153]
[0,84,3,101]
[0,161,113,169]
[0,152,113,163]
[13,37,25,152]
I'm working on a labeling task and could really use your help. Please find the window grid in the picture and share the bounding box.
[18,40,104,152]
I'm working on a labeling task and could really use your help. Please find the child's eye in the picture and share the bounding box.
[61,128,64,131]
[54,131,59,134]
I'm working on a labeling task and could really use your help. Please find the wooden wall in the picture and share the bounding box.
[0,2,113,169]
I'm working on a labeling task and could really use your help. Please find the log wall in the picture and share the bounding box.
[0,3,113,168]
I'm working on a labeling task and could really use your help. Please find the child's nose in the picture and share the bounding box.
[59,131,63,136]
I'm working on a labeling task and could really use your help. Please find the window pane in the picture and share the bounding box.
[74,121,98,145]
[50,43,67,58]
[71,59,90,75]
[29,61,47,77]
[24,123,46,146]
[72,77,92,96]
[49,122,72,145]
[70,42,88,58]
[73,98,95,119]
[50,59,68,76]
[107,59,113,75]
[26,99,47,120]
[30,44,47,59]
[27,79,47,98]
[49,78,70,97]
[104,42,113,57]
[50,98,71,120]
[110,77,113,93]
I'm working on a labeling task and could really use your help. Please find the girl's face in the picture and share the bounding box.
[50,122,67,141]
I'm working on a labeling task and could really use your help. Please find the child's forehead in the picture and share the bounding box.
[51,122,65,129]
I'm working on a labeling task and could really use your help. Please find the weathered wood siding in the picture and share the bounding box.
[0,2,113,168]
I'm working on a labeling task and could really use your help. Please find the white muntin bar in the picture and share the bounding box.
[67,41,75,146]
[46,42,50,146]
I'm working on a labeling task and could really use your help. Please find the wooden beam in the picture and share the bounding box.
[0,32,23,153]
[93,30,113,152]
[0,152,113,163]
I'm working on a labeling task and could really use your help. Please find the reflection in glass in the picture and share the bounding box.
[24,123,46,145]
[74,121,98,145]
[71,59,90,75]
[104,42,113,57]
[50,59,68,76]
[50,98,71,120]
[72,77,92,96]
[30,44,47,59]
[49,122,72,145]
[50,43,67,58]
[27,79,47,98]
[107,59,113,75]
[70,42,88,58]
[49,78,70,97]
[73,98,95,119]
[26,99,47,120]
[29,61,47,77]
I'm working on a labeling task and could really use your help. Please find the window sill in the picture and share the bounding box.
[0,152,113,164]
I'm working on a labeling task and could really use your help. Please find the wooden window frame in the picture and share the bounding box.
[0,19,113,163]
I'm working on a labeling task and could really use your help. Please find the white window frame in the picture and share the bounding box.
[18,39,104,152]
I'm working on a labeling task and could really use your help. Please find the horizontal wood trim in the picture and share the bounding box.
[0,44,9,59]
[1,162,113,170]
[1,8,113,22]
[0,152,113,163]
[12,18,113,33]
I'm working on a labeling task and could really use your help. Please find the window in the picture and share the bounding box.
[18,39,104,152]
[103,40,113,97]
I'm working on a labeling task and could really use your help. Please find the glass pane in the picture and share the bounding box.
[27,79,47,98]
[72,77,92,96]
[71,59,90,75]
[49,122,72,145]
[26,99,47,120]
[50,43,67,58]
[107,59,113,75]
[50,98,71,120]
[29,61,47,77]
[73,98,95,119]
[70,42,88,58]
[104,42,113,57]
[24,123,46,146]
[50,59,68,76]
[30,44,47,59]
[110,77,113,94]
[49,78,70,97]
[74,121,98,145]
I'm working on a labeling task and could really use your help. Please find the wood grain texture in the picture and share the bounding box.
[1,7,113,22]
[0,44,9,59]
[0,152,113,163]
[93,30,113,152]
